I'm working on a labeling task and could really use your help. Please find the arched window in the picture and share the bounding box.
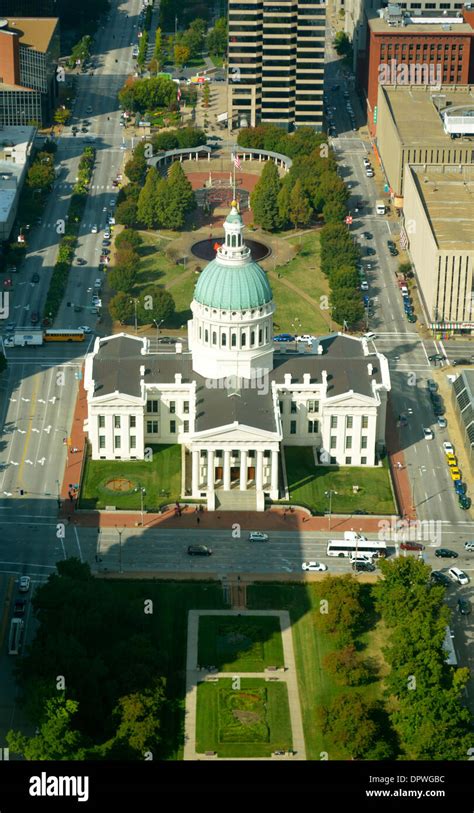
[231,333,237,347]
[265,326,268,342]
[212,331,217,345]
[199,326,202,340]
[251,330,255,346]
[259,328,263,344]
[222,333,227,347]
[241,333,246,347]
[231,234,237,247]
[205,329,209,343]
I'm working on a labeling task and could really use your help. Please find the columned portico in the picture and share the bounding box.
[190,444,280,501]
[240,450,248,490]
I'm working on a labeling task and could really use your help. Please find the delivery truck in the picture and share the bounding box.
[13,330,43,347]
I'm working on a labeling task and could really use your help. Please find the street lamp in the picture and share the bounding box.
[153,318,164,338]
[130,298,138,333]
[325,489,338,530]
[56,479,61,510]
[115,525,123,574]
[135,486,146,526]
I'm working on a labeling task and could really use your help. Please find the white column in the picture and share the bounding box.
[256,449,264,491]
[223,449,231,491]
[207,449,215,491]
[240,450,248,491]
[271,449,279,493]
[192,449,200,493]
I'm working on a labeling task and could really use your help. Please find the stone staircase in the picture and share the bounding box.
[215,490,257,511]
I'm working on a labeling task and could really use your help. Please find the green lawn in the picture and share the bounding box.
[132,232,195,328]
[197,615,284,671]
[209,54,224,68]
[79,443,181,510]
[247,583,385,759]
[196,679,292,758]
[284,447,395,515]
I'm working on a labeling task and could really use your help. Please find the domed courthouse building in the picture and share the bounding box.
[84,205,391,512]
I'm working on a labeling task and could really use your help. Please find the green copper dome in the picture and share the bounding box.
[194,258,273,310]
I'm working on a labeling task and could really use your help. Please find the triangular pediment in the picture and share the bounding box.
[190,422,280,442]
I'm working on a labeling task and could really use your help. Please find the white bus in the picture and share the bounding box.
[327,532,387,559]
[8,618,24,655]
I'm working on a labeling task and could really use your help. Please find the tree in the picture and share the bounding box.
[115,229,142,252]
[334,32,352,57]
[27,162,55,191]
[313,576,364,640]
[137,286,175,324]
[7,696,85,760]
[168,162,195,215]
[277,181,291,228]
[137,167,160,229]
[125,154,147,185]
[331,289,364,327]
[174,43,190,69]
[109,292,134,324]
[323,199,347,224]
[116,198,138,228]
[111,680,166,755]
[176,127,206,148]
[202,82,210,108]
[250,161,282,231]
[54,107,71,125]
[288,180,311,229]
[330,266,359,291]
[323,645,371,686]
[115,247,140,276]
[152,131,179,151]
[153,27,164,69]
[207,17,227,57]
[109,267,137,293]
[319,692,394,760]
[183,21,205,60]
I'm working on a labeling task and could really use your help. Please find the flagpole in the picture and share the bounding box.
[232,152,236,202]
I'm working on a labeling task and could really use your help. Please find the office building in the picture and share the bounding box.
[0,17,60,127]
[0,125,36,241]
[227,0,326,132]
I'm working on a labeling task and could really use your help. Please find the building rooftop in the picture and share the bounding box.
[0,125,35,225]
[409,166,474,250]
[368,7,473,34]
[4,17,59,52]
[382,85,474,146]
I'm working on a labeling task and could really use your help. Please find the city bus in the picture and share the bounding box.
[327,532,387,559]
[44,329,85,342]
[8,618,24,655]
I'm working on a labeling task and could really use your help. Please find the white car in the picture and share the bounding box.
[442,442,454,455]
[366,170,374,177]
[364,331,376,340]
[448,567,469,586]
[19,575,31,592]
[464,541,474,552]
[3,337,14,348]
[91,296,101,306]
[296,334,316,344]
[91,224,98,233]
[78,325,92,334]
[108,216,116,225]
[248,532,269,542]
[109,200,115,208]
[302,561,328,572]
[104,230,111,239]
[360,281,369,291]
[423,427,434,440]
[363,158,371,167]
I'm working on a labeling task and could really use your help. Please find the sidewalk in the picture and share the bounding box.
[385,399,417,521]
[60,372,88,519]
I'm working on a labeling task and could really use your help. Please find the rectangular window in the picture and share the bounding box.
[361,435,368,449]
[170,420,176,433]
[308,420,319,433]
[330,416,337,429]
[330,435,337,449]
[146,420,158,434]
[290,401,297,414]
[147,400,159,413]
[114,436,121,449]
[169,401,176,414]
[183,401,189,414]
[114,415,121,429]
[130,436,136,449]
[361,457,367,465]
[290,420,296,434]
[346,416,353,429]
[345,456,352,465]
[99,435,105,449]
[279,401,284,414]
[362,416,369,429]
[98,415,105,428]
[346,436,352,450]
[130,415,136,428]
[308,400,319,413]
[183,420,189,433]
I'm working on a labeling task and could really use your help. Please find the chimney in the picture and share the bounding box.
[317,343,324,355]
[175,373,182,384]
[284,373,292,386]
[140,365,145,378]
[367,363,373,376]
[303,373,311,385]
[175,342,182,354]
[321,370,328,386]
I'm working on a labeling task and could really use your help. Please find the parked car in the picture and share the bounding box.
[389,247,399,256]
[428,353,444,363]
[437,417,447,428]
[78,325,92,334]
[363,232,373,240]
[248,532,269,542]
[13,599,26,616]
[452,358,473,366]
[446,453,458,467]
[187,545,212,556]
[31,273,40,283]
[273,334,294,342]
[458,495,471,510]
[76,257,87,265]
[366,247,376,256]
[19,575,31,592]
[454,480,466,496]
[363,157,371,167]
[30,311,40,325]
[430,571,450,586]
[423,427,434,440]
[360,281,369,291]
[302,561,328,572]
[91,224,98,233]
[457,597,471,615]
[464,541,474,552]
[442,442,454,455]
[427,379,438,393]
[400,541,425,551]
[448,567,469,585]
[435,548,458,558]
[352,561,376,572]
[450,467,461,481]
[407,314,417,323]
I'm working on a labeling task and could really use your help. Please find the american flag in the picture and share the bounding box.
[233,153,241,170]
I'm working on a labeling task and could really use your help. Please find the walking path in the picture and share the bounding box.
[183,610,306,761]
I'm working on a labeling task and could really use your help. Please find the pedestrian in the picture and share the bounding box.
[178,509,182,517]
[197,515,200,525]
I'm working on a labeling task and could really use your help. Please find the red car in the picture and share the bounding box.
[400,541,425,551]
